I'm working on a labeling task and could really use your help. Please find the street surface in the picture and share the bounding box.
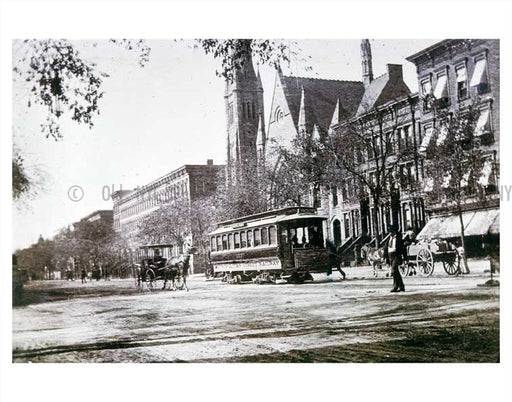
[12,259,499,362]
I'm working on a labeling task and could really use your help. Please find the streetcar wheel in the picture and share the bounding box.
[416,249,434,276]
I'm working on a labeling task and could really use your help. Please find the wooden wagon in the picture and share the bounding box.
[402,239,461,277]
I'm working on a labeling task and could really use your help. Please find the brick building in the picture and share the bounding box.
[406,39,500,253]
[242,39,499,261]
[112,160,224,273]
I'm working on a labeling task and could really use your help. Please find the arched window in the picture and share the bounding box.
[222,235,227,250]
[216,236,222,251]
[240,231,247,248]
[210,237,216,252]
[247,230,253,247]
[234,232,240,249]
[228,234,234,250]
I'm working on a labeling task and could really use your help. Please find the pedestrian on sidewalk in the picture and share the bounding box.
[81,269,87,284]
[384,225,405,293]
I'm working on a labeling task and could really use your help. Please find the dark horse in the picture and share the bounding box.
[161,252,192,291]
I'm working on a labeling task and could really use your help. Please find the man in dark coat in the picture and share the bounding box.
[384,225,405,292]
[326,239,346,280]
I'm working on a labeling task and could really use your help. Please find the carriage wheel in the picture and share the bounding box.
[175,276,185,290]
[399,262,410,277]
[416,249,434,276]
[145,269,155,291]
[443,252,460,276]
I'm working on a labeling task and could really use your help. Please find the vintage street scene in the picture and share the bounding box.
[11,38,500,364]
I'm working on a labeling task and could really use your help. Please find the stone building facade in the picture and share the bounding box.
[112,160,224,273]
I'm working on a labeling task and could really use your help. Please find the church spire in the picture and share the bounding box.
[312,124,321,142]
[361,39,374,88]
[330,98,343,129]
[298,86,307,134]
[256,112,265,149]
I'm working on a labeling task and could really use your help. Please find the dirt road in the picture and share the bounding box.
[12,259,499,362]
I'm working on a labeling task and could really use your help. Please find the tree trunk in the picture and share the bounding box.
[372,195,380,248]
[457,205,470,274]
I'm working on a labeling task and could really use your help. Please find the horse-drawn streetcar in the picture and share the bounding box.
[208,207,337,284]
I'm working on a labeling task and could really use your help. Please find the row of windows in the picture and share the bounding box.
[121,182,188,217]
[420,54,490,111]
[211,226,277,252]
[331,163,422,207]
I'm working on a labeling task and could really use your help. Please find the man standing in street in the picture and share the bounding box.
[385,225,405,293]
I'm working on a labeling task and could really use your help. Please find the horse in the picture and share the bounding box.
[360,244,386,277]
[162,251,193,291]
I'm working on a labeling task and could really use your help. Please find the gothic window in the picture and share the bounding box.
[331,185,338,207]
[228,102,234,124]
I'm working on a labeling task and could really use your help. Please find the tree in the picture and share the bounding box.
[422,103,492,274]
[137,197,194,254]
[12,39,304,202]
[265,130,328,208]
[323,99,418,247]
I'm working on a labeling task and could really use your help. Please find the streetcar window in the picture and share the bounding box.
[234,232,240,249]
[211,237,216,251]
[217,236,222,251]
[261,227,268,245]
[269,226,277,245]
[241,231,247,248]
[247,230,253,247]
[254,229,261,246]
[228,234,234,250]
[222,235,227,250]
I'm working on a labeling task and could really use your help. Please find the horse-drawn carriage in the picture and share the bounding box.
[402,238,462,276]
[362,237,462,277]
[135,249,194,291]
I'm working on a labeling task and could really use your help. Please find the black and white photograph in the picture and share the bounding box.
[1,1,511,402]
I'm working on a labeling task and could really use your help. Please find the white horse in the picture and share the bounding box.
[361,244,386,277]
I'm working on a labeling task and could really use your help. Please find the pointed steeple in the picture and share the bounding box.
[330,98,343,129]
[257,66,263,90]
[312,124,321,141]
[361,39,374,88]
[298,86,307,134]
[256,112,265,148]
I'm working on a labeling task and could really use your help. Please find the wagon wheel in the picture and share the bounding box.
[416,248,434,276]
[443,252,460,276]
[174,275,185,290]
[399,261,410,277]
[145,269,155,291]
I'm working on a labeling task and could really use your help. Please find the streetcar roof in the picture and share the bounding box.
[208,213,327,236]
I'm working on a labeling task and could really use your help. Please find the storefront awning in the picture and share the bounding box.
[417,208,499,240]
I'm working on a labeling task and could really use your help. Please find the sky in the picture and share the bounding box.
[12,39,439,251]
